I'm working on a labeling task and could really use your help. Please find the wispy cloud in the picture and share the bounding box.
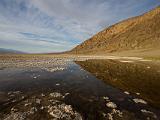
[0,0,159,53]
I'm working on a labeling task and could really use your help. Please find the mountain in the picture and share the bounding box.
[0,48,25,54]
[70,6,160,55]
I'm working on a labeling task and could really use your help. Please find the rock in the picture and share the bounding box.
[12,100,17,103]
[8,92,12,95]
[21,96,25,99]
[40,106,44,110]
[141,109,157,119]
[106,109,123,120]
[47,104,82,120]
[107,113,113,120]
[29,107,37,114]
[41,93,45,97]
[24,103,31,107]
[45,67,65,72]
[33,76,37,79]
[106,102,117,109]
[9,94,15,97]
[49,92,63,98]
[136,93,140,95]
[56,83,60,86]
[12,91,21,95]
[4,112,27,120]
[64,105,73,113]
[133,98,147,104]
[11,107,18,112]
[74,113,83,120]
[147,66,151,69]
[49,99,60,105]
[102,112,107,117]
[112,109,123,117]
[103,96,109,100]
[65,93,70,96]
[124,91,130,95]
[36,98,41,104]
[141,109,153,114]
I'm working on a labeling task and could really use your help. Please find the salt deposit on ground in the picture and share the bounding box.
[49,92,63,98]
[103,96,109,100]
[56,83,60,86]
[139,59,152,62]
[1,92,83,120]
[4,112,27,120]
[35,98,41,104]
[133,98,147,104]
[141,109,157,119]
[44,67,65,72]
[124,91,130,95]
[47,104,82,120]
[107,109,123,120]
[106,102,117,109]
[136,93,140,95]
[120,60,134,63]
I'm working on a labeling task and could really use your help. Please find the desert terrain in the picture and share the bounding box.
[0,54,160,120]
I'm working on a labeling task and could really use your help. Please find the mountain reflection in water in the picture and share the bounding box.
[76,59,160,108]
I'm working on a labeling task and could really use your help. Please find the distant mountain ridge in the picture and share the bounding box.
[0,48,25,54]
[70,6,160,54]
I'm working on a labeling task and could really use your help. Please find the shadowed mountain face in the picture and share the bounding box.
[70,6,160,54]
[0,48,24,54]
[76,59,160,108]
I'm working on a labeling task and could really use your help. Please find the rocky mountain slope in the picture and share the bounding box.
[70,6,160,54]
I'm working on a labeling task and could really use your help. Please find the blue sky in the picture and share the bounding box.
[0,0,159,53]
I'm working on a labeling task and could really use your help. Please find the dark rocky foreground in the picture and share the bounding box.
[0,91,82,120]
[0,55,160,120]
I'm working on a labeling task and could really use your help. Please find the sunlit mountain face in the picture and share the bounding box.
[0,0,159,53]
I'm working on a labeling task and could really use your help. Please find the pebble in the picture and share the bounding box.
[41,93,45,97]
[133,98,147,104]
[107,113,113,120]
[136,93,140,95]
[13,91,21,94]
[64,105,73,113]
[11,107,18,112]
[141,109,153,114]
[33,76,37,79]
[40,106,44,110]
[45,67,65,72]
[21,96,25,99]
[36,99,41,104]
[103,96,109,100]
[50,92,63,98]
[24,103,32,107]
[56,83,60,86]
[47,104,82,119]
[106,102,117,109]
[112,109,123,117]
[4,112,26,120]
[141,109,157,119]
[124,91,130,95]
[65,93,70,96]
[29,107,37,114]
[106,109,123,120]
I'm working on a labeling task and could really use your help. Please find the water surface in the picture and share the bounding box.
[0,59,159,120]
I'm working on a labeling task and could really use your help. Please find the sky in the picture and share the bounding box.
[0,0,159,53]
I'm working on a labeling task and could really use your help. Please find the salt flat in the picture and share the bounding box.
[0,54,159,120]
